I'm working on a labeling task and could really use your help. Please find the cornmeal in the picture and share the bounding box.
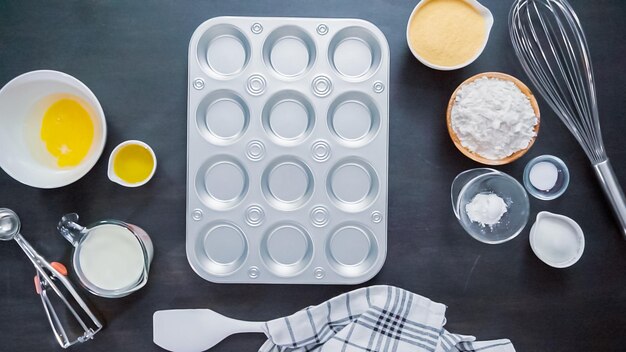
[409,0,486,67]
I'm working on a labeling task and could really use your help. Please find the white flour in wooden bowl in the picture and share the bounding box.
[451,77,538,160]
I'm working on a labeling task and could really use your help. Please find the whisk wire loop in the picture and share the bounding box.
[510,0,606,163]
[510,0,626,238]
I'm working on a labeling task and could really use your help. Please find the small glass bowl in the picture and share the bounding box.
[451,168,530,244]
[523,155,569,200]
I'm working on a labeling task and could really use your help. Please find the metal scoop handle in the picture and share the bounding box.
[594,160,626,239]
[14,233,103,348]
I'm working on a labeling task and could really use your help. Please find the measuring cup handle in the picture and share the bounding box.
[57,213,85,247]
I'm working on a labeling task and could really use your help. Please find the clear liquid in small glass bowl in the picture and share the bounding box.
[523,155,569,200]
[451,168,530,244]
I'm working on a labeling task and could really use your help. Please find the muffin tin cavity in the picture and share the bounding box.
[262,91,315,145]
[327,223,379,277]
[328,158,379,212]
[328,92,380,147]
[196,221,248,276]
[195,156,249,210]
[329,26,383,80]
[263,26,316,78]
[262,157,314,211]
[188,17,388,284]
[261,222,314,277]
[197,24,251,77]
[196,90,249,145]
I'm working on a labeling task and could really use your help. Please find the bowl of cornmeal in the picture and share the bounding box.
[0,70,107,188]
[406,0,494,70]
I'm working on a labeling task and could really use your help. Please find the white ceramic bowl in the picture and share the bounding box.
[406,0,494,70]
[0,70,107,188]
[107,140,157,187]
[529,212,585,268]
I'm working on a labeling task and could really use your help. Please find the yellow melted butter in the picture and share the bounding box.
[41,98,94,167]
[113,144,154,184]
[409,0,486,67]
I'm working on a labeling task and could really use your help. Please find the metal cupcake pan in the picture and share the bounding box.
[187,16,389,284]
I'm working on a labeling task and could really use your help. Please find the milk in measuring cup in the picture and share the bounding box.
[78,224,145,291]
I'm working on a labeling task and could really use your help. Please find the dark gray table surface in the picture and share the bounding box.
[1,0,625,351]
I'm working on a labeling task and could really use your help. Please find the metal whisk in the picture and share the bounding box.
[510,0,626,238]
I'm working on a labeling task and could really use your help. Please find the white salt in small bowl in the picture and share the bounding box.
[523,155,569,200]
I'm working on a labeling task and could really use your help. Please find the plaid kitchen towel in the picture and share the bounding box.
[259,286,515,352]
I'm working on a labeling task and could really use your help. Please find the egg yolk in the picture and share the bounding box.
[41,98,94,167]
[113,144,154,184]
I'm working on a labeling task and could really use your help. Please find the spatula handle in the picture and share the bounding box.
[594,159,626,239]
[225,318,265,334]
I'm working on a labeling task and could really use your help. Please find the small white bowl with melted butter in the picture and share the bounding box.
[0,70,106,188]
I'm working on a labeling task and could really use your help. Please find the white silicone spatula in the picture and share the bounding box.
[153,309,266,352]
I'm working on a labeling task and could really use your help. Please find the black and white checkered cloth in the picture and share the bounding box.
[259,286,515,352]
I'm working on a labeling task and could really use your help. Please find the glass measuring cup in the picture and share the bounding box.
[57,213,153,298]
[451,168,529,244]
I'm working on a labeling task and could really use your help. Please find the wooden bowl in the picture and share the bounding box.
[446,72,540,165]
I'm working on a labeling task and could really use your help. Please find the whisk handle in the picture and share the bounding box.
[594,160,626,239]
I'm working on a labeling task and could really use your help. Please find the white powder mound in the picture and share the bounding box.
[465,192,507,227]
[451,77,538,160]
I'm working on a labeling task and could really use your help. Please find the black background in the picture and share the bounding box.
[1,1,626,351]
